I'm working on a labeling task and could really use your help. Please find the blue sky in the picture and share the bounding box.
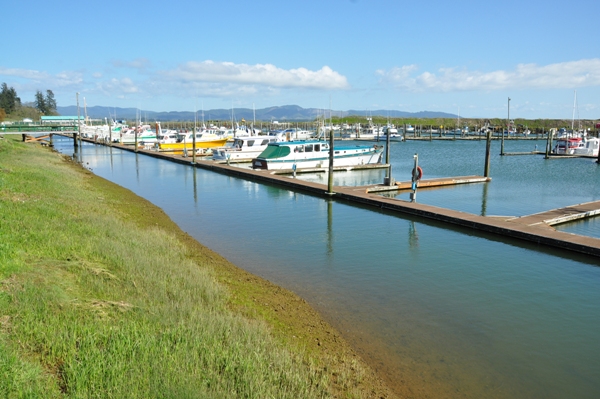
[2,0,599,119]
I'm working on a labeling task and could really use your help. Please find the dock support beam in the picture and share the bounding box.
[484,130,491,177]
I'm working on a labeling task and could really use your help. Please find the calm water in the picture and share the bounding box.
[56,137,600,398]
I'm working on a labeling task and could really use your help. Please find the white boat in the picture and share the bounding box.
[156,131,179,144]
[251,140,384,170]
[553,137,584,154]
[212,134,287,162]
[120,124,157,145]
[220,125,253,140]
[359,125,383,139]
[273,128,313,140]
[381,124,403,140]
[81,120,127,142]
[573,137,600,157]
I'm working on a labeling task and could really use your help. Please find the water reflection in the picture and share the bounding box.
[481,181,489,216]
[408,221,419,250]
[326,199,333,256]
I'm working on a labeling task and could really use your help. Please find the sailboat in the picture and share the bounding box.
[553,91,591,155]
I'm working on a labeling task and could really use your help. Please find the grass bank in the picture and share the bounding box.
[0,135,395,398]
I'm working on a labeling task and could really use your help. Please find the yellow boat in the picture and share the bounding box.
[158,132,228,151]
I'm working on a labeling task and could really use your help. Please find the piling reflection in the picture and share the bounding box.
[481,182,489,216]
[135,152,140,184]
[326,199,334,257]
[193,167,198,205]
[408,221,419,250]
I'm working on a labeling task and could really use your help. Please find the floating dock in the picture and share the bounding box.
[72,138,600,258]
[364,175,491,193]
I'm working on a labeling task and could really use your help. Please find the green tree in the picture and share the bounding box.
[0,83,20,114]
[35,90,47,114]
[45,90,57,113]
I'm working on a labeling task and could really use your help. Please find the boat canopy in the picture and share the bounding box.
[257,144,291,159]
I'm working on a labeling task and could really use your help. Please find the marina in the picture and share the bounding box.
[47,134,600,399]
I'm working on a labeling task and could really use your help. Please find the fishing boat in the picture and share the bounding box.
[157,131,228,153]
[212,134,286,162]
[251,140,384,170]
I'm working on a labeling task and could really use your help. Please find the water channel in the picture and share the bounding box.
[55,136,600,398]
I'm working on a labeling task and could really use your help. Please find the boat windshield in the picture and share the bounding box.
[257,144,291,159]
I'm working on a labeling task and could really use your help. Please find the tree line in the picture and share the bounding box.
[0,82,58,121]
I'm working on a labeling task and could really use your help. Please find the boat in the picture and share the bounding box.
[120,124,157,145]
[381,124,403,140]
[157,131,228,153]
[272,128,313,140]
[553,137,584,154]
[81,119,127,142]
[212,134,287,162]
[251,140,384,170]
[573,137,600,157]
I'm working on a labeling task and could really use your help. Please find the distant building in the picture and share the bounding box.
[41,116,84,124]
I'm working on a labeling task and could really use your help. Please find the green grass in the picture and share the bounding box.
[0,136,337,398]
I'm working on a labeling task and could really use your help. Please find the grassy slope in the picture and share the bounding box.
[0,136,395,398]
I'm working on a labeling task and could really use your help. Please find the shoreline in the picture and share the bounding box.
[89,167,399,398]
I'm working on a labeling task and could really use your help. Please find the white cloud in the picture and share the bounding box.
[164,61,350,89]
[0,67,83,91]
[0,67,50,80]
[379,59,600,92]
[99,77,139,94]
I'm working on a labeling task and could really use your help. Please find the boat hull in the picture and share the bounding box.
[158,138,228,151]
[252,146,383,170]
[213,148,265,162]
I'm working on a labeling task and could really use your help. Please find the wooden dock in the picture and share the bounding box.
[506,201,600,227]
[364,175,491,193]
[74,138,600,258]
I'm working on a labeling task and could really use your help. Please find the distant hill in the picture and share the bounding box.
[56,105,457,122]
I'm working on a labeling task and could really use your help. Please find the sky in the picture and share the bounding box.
[2,0,599,119]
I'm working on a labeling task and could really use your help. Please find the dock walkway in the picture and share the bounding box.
[77,139,600,258]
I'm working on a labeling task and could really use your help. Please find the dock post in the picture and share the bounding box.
[384,127,394,185]
[545,131,551,159]
[326,127,335,195]
[484,130,492,177]
[502,97,509,155]
[385,128,391,164]
[192,126,196,165]
[75,92,81,151]
[410,154,419,202]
